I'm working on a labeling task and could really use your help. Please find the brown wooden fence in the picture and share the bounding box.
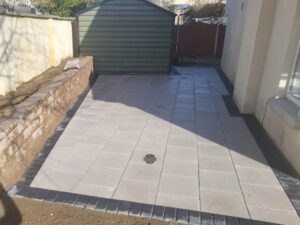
[172,24,226,59]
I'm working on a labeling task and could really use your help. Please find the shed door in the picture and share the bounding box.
[78,0,174,74]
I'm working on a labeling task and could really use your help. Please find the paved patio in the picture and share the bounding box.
[30,66,299,225]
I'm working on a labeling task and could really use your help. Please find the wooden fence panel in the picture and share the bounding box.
[172,24,226,59]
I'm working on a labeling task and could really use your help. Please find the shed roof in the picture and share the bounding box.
[75,0,176,17]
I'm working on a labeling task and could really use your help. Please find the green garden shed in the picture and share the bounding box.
[76,0,176,74]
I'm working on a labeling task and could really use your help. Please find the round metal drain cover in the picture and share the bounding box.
[144,154,157,164]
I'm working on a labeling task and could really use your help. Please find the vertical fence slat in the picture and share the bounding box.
[172,23,226,59]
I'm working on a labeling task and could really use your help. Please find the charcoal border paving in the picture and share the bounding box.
[177,208,189,224]
[85,196,99,210]
[6,67,285,225]
[54,192,71,204]
[164,207,176,222]
[129,202,143,216]
[8,185,278,225]
[74,195,91,208]
[63,193,80,206]
[152,205,165,220]
[202,212,214,225]
[107,199,121,213]
[42,190,60,202]
[189,210,201,225]
[118,200,131,215]
[214,215,226,225]
[95,198,110,212]
[141,203,153,218]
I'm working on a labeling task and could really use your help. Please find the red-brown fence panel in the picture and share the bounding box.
[172,24,226,59]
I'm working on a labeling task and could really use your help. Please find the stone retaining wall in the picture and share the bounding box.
[0,56,93,189]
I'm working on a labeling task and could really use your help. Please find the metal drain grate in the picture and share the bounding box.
[144,154,157,164]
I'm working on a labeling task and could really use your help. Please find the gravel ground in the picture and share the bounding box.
[0,191,178,225]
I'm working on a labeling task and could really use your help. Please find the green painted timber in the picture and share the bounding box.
[80,52,170,58]
[79,21,171,27]
[95,62,169,68]
[79,26,172,32]
[79,32,171,39]
[80,42,171,48]
[94,67,170,73]
[77,0,175,74]
[79,16,173,22]
[80,10,167,16]
[81,47,170,53]
[93,57,170,63]
[79,37,170,43]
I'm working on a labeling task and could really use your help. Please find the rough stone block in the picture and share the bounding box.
[0,57,93,189]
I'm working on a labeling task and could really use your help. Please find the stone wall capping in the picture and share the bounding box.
[0,120,19,136]
[0,56,93,189]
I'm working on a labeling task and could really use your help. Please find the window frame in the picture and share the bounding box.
[287,38,300,107]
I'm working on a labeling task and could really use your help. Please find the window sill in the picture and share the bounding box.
[267,97,300,129]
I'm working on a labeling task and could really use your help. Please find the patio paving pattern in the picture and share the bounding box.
[30,66,300,225]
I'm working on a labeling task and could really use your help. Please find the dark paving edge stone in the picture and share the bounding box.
[117,200,131,215]
[129,202,143,216]
[5,67,281,225]
[107,199,121,213]
[95,197,110,212]
[85,196,99,210]
[177,208,190,224]
[164,207,176,222]
[216,67,300,217]
[152,205,165,220]
[9,187,273,225]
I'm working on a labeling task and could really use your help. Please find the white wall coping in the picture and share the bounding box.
[0,9,75,21]
[267,97,300,129]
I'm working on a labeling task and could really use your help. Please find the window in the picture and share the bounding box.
[288,39,300,105]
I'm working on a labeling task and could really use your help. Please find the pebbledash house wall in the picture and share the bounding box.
[0,10,75,96]
[221,0,300,174]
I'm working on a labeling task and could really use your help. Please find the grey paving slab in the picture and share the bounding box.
[198,143,231,158]
[113,179,157,204]
[247,206,300,225]
[241,184,295,211]
[122,162,162,183]
[199,170,241,193]
[156,193,200,211]
[164,146,198,162]
[198,156,236,173]
[162,159,198,178]
[29,68,300,225]
[200,189,249,218]
[79,165,123,188]
[157,174,199,199]
[73,183,114,198]
[235,166,281,187]
[33,170,83,192]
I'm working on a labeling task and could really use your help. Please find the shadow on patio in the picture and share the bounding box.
[84,65,299,224]
[26,65,300,225]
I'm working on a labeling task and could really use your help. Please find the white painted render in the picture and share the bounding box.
[221,0,300,174]
[0,12,73,96]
